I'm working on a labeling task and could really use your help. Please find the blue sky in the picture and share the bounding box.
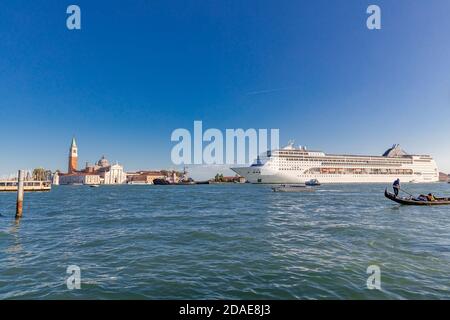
[1,0,449,178]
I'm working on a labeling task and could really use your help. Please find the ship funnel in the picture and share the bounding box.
[284,140,295,150]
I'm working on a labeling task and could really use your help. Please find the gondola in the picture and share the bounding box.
[384,189,450,206]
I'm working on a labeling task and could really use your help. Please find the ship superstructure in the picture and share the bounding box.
[231,143,439,184]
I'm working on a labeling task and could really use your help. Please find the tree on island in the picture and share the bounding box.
[32,168,52,181]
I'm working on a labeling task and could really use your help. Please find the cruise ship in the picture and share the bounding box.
[231,143,439,184]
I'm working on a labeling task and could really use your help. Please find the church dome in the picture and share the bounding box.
[97,156,110,168]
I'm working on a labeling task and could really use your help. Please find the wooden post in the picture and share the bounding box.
[15,170,25,219]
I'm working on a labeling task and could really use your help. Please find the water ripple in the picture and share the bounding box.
[0,184,449,299]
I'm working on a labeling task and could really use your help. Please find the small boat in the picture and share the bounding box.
[305,179,321,186]
[153,178,195,185]
[177,179,196,185]
[90,185,100,188]
[384,189,450,206]
[195,181,210,185]
[272,184,315,193]
[153,178,172,185]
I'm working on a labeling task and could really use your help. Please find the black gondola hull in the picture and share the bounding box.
[384,189,450,206]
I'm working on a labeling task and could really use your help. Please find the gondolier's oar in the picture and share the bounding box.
[399,188,414,197]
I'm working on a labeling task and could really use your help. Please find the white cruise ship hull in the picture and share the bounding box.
[231,167,437,184]
[231,144,439,184]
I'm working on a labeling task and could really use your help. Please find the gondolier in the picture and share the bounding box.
[393,178,400,197]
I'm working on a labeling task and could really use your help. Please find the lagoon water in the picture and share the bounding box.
[0,184,449,299]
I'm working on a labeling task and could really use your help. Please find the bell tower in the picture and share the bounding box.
[68,137,78,173]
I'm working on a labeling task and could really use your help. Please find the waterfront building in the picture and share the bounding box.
[102,163,127,184]
[223,176,246,183]
[59,138,126,185]
[127,171,165,184]
[439,172,449,182]
[59,173,101,185]
[211,174,246,183]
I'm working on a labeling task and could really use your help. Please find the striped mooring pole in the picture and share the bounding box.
[15,170,25,219]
